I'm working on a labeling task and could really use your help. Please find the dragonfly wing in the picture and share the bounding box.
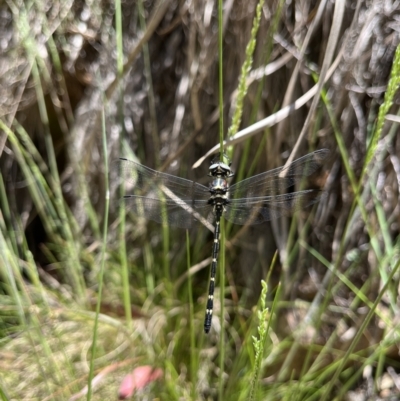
[116,158,210,200]
[228,149,329,199]
[224,190,326,225]
[122,196,213,229]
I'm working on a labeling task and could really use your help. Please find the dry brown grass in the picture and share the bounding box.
[1,0,400,400]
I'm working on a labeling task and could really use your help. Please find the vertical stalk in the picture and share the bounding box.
[187,231,196,399]
[87,108,109,400]
[217,1,225,399]
[115,0,132,325]
[218,0,224,158]
[218,219,225,400]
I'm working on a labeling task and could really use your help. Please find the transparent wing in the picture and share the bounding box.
[224,190,326,225]
[116,158,213,229]
[122,196,214,229]
[116,158,211,200]
[228,149,329,199]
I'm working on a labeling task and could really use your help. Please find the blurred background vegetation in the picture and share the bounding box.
[1,0,400,400]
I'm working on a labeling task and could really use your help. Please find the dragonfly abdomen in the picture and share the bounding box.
[204,214,222,333]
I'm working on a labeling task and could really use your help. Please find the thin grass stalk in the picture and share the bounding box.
[12,122,59,205]
[2,123,81,292]
[218,0,224,157]
[218,218,225,401]
[335,349,385,400]
[114,0,132,325]
[46,33,101,239]
[138,0,160,162]
[230,253,277,399]
[9,115,50,176]
[45,34,74,127]
[225,131,267,238]
[322,87,396,290]
[1,163,61,385]
[225,312,256,397]
[315,68,400,342]
[225,0,270,237]
[1,201,46,303]
[284,373,297,401]
[0,229,26,326]
[115,0,123,77]
[24,244,48,305]
[249,0,285,124]
[42,30,102,241]
[137,3,172,301]
[0,378,11,399]
[365,43,400,167]
[87,108,110,400]
[9,149,56,237]
[370,180,393,271]
[30,57,86,299]
[375,352,386,395]
[28,305,78,398]
[30,61,62,197]
[186,230,197,400]
[225,131,268,252]
[248,278,279,401]
[226,0,265,150]
[374,325,392,391]
[365,123,400,304]
[217,4,266,393]
[0,171,18,254]
[217,1,226,398]
[289,90,382,385]
[144,242,155,294]
[25,317,63,397]
[36,18,74,136]
[161,222,171,306]
[276,220,328,381]
[36,20,88,245]
[298,244,383,381]
[287,0,344,164]
[117,150,131,323]
[366,143,398,269]
[333,356,380,400]
[320,255,400,401]
[321,88,372,231]
[30,63,60,202]
[12,121,85,294]
[305,229,369,392]
[284,115,325,279]
[118,197,132,325]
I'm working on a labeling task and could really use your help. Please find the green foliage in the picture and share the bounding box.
[227,0,265,142]
[366,43,400,167]
[1,0,400,400]
[248,280,271,401]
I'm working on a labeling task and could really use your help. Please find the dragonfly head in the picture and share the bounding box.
[209,153,234,178]
[209,161,234,178]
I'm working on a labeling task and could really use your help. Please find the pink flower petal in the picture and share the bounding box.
[118,365,162,399]
[118,373,135,399]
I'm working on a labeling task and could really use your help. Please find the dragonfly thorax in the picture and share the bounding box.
[209,177,229,194]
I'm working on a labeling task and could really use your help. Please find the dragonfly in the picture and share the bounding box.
[117,149,329,333]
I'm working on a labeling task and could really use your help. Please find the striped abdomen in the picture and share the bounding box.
[204,215,221,333]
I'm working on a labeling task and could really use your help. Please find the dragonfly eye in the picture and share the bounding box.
[209,162,233,177]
